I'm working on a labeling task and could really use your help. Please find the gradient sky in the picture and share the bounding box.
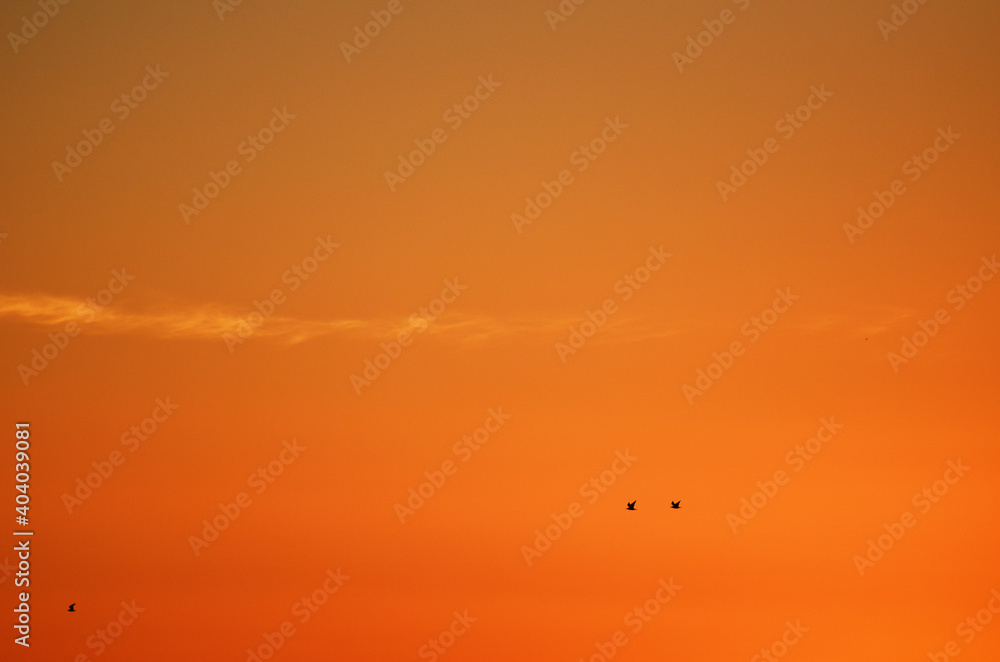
[2,0,999,660]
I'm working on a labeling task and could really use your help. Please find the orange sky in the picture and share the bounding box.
[2,0,999,660]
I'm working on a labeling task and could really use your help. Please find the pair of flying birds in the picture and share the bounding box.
[627,500,680,510]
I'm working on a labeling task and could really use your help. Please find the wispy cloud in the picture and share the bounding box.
[0,294,368,343]
[0,293,913,348]
[0,293,609,346]
[793,306,916,338]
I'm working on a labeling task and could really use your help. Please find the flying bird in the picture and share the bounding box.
[671,501,681,509]
[68,604,76,612]
[626,500,636,510]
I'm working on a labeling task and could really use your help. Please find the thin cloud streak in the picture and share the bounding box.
[0,294,595,346]
[0,294,913,347]
[0,294,368,343]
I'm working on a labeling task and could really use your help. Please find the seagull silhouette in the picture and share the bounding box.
[626,500,636,510]
[671,501,681,509]
[68,604,76,612]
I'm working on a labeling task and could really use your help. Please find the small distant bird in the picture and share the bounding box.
[68,604,76,612]
[626,500,636,510]
[671,501,681,509]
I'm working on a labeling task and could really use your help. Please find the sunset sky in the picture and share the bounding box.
[2,0,999,659]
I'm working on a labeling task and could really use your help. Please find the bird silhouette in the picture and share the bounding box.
[626,500,636,510]
[671,501,681,509]
[68,604,76,612]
